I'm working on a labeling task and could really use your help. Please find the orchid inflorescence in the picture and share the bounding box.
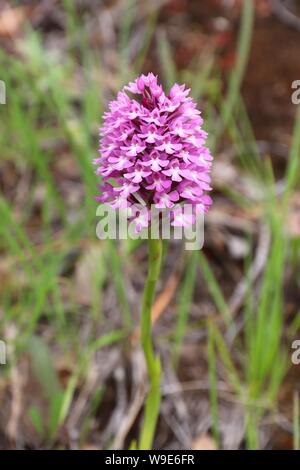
[95,73,213,231]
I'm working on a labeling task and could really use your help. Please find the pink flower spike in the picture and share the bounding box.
[95,73,213,229]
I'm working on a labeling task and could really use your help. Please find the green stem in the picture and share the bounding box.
[139,237,162,450]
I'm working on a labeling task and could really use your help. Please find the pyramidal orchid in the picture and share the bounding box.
[95,73,213,230]
[95,74,213,450]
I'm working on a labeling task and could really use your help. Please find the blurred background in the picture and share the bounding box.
[0,0,300,450]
